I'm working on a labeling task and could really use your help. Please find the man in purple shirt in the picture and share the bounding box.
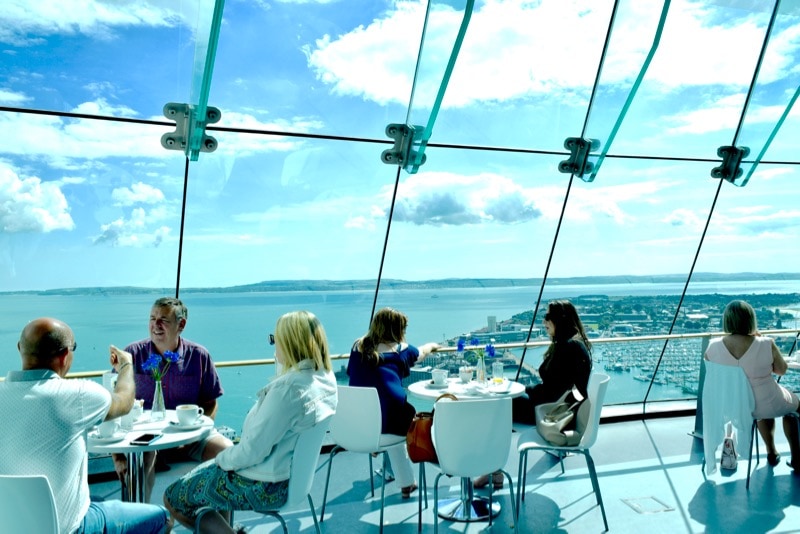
[113,297,233,502]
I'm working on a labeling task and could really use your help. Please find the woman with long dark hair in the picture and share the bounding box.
[474,300,593,489]
[347,307,439,499]
[514,299,593,421]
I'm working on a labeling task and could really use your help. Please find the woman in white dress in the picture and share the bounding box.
[705,300,800,470]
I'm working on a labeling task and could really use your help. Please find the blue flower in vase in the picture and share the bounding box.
[142,350,180,381]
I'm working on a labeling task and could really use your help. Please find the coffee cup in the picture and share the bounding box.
[431,369,448,386]
[459,366,473,383]
[97,419,119,438]
[176,404,204,426]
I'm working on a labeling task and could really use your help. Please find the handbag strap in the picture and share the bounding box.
[435,393,458,403]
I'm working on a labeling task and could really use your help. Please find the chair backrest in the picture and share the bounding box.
[329,386,383,453]
[701,360,755,474]
[0,474,59,534]
[577,373,610,449]
[285,416,333,507]
[432,397,512,478]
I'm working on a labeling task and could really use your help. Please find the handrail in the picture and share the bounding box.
[60,328,799,380]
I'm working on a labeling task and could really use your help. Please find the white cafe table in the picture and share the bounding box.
[407,376,525,401]
[407,377,525,523]
[87,410,213,503]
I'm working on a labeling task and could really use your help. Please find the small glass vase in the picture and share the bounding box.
[151,379,166,421]
[476,356,487,384]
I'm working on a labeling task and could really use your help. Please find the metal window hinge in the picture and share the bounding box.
[160,103,221,161]
[558,137,600,181]
[711,146,750,184]
[381,123,427,173]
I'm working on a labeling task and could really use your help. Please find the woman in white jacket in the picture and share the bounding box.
[164,310,338,533]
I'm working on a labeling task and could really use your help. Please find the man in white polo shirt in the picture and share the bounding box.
[0,317,170,533]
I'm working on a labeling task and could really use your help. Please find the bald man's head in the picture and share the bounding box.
[18,318,75,368]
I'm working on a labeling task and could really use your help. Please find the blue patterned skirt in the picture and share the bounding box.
[165,460,289,518]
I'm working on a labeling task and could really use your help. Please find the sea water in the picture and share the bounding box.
[1,279,798,432]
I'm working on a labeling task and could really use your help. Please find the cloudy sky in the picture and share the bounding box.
[0,0,799,291]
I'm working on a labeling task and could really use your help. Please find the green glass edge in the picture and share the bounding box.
[587,0,671,181]
[188,0,226,161]
[404,0,475,174]
[737,85,800,187]
[734,0,796,187]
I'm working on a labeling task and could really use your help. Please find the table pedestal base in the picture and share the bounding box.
[437,477,501,522]
[125,452,146,503]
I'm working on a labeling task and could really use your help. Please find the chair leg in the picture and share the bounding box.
[583,452,608,532]
[517,448,529,515]
[432,473,444,534]
[747,419,757,490]
[308,494,321,534]
[417,462,428,532]
[378,451,388,533]
[320,446,341,522]
[501,469,517,526]
[488,478,494,527]
[369,453,375,497]
[260,511,288,534]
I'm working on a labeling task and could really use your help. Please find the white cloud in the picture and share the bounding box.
[721,206,800,234]
[665,93,745,135]
[663,207,704,228]
[0,89,30,104]
[93,206,171,247]
[73,98,139,118]
[0,0,184,45]
[306,0,800,109]
[0,165,75,233]
[383,171,542,226]
[111,182,166,206]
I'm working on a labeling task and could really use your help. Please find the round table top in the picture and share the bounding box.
[407,377,525,401]
[87,410,214,454]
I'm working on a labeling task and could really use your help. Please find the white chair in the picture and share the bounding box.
[700,360,756,486]
[431,396,516,534]
[320,386,407,532]
[516,373,610,531]
[195,416,332,534]
[0,474,59,534]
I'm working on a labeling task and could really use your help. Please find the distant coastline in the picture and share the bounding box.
[3,272,800,296]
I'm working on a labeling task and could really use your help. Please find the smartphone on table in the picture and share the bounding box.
[130,433,162,446]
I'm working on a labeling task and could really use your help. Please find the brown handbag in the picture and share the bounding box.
[406,393,457,463]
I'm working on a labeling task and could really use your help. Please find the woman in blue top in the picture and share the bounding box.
[347,307,439,499]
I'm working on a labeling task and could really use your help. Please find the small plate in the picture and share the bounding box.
[426,381,449,390]
[489,380,511,394]
[89,430,126,443]
[169,420,206,430]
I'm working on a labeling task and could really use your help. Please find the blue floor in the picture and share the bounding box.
[90,414,800,533]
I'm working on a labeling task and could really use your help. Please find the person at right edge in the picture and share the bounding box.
[346,307,440,500]
[490,299,593,489]
[705,299,800,470]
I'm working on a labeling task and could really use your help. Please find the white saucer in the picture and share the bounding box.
[488,380,511,394]
[169,420,205,430]
[89,430,126,443]
[426,381,449,389]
